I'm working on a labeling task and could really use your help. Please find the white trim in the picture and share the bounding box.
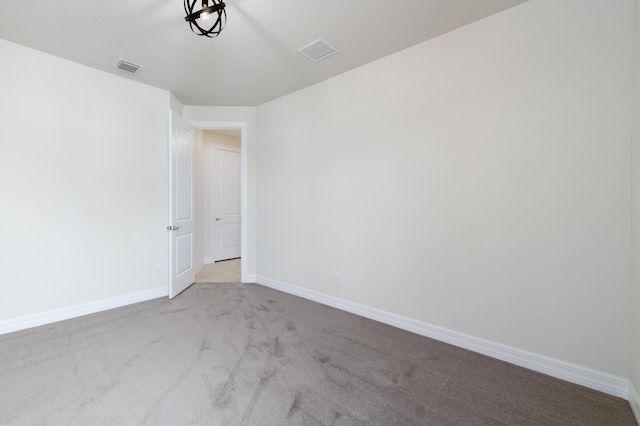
[0,287,168,336]
[245,274,257,283]
[188,121,249,284]
[255,275,629,399]
[203,256,215,265]
[630,381,640,425]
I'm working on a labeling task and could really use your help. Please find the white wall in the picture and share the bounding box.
[630,0,640,415]
[203,131,241,150]
[256,0,634,379]
[0,39,171,322]
[170,93,184,117]
[183,107,257,278]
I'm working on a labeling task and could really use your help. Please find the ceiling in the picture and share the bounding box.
[0,0,528,106]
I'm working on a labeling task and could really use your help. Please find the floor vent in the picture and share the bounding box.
[298,38,338,62]
[114,59,143,74]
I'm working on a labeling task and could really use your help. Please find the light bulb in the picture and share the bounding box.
[201,0,209,21]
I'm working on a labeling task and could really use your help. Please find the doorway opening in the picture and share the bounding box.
[190,121,248,283]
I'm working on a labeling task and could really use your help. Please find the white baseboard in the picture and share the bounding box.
[0,286,168,336]
[243,274,257,283]
[255,275,629,399]
[203,256,215,265]
[630,381,640,425]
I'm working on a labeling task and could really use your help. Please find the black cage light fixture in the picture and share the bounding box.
[184,0,226,38]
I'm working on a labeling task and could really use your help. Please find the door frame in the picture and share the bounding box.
[190,121,249,283]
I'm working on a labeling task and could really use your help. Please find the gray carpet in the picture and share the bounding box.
[0,283,636,425]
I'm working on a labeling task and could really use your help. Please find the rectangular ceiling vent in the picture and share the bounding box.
[114,59,143,74]
[298,38,338,62]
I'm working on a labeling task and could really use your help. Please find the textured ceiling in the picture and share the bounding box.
[0,0,528,106]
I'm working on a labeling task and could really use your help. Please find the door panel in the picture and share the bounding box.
[214,148,241,261]
[169,111,195,298]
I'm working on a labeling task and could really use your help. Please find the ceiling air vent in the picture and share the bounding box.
[114,59,143,74]
[298,38,338,62]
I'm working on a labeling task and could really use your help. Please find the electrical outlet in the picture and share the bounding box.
[155,268,161,277]
[333,273,341,287]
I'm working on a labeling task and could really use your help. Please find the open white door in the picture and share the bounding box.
[169,111,195,298]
